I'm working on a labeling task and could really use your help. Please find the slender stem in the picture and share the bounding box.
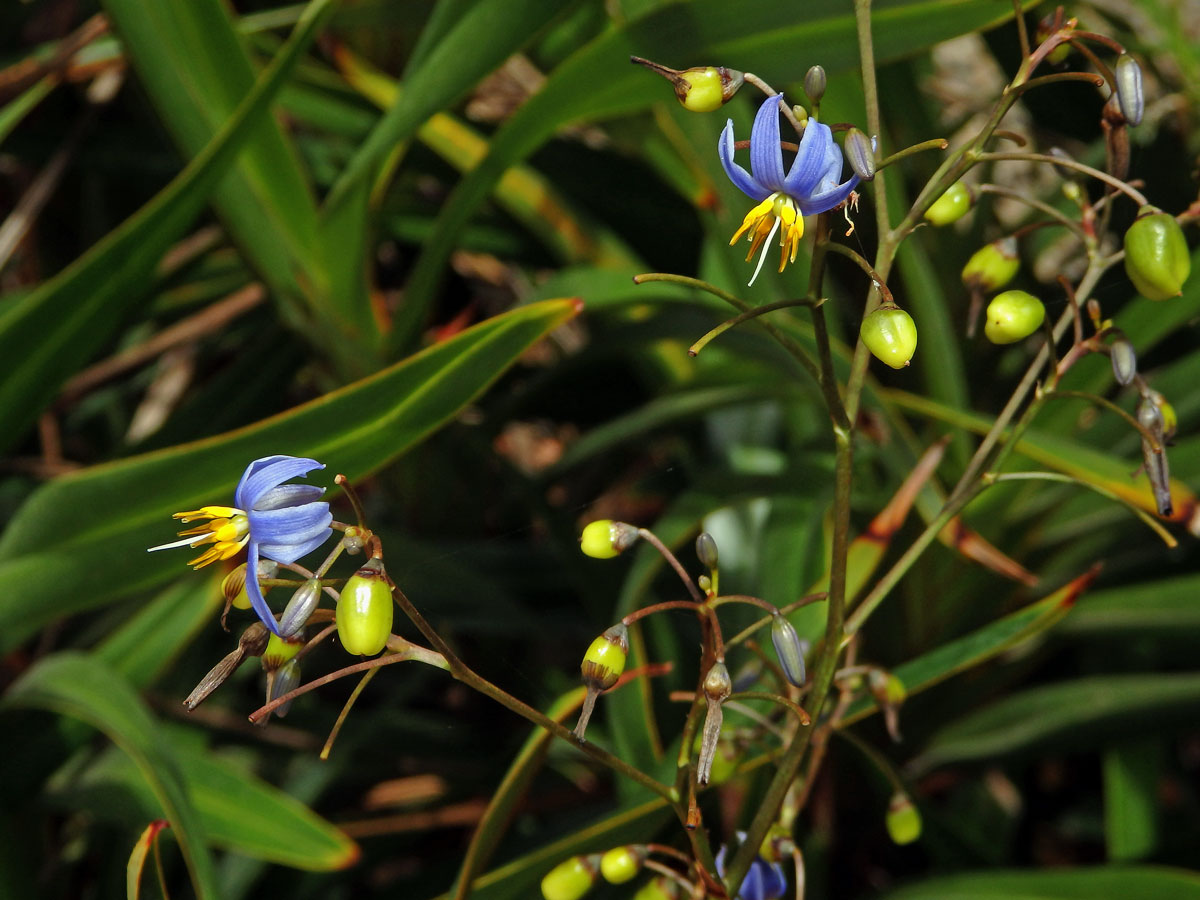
[876,138,949,171]
[1008,71,1105,98]
[980,151,1149,206]
[388,585,676,800]
[637,527,704,603]
[836,727,906,794]
[623,599,701,626]
[822,241,896,303]
[725,593,827,649]
[689,299,818,358]
[320,666,379,760]
[1012,0,1030,58]
[730,691,811,726]
[1049,389,1160,446]
[709,594,779,614]
[976,184,1088,238]
[334,473,368,526]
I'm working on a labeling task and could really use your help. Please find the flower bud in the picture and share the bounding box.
[1110,336,1137,386]
[923,182,973,226]
[262,632,303,671]
[600,846,645,884]
[1124,206,1191,300]
[844,127,876,182]
[1115,54,1144,126]
[962,237,1020,292]
[630,57,743,112]
[770,612,807,687]
[278,578,321,637]
[803,65,827,103]
[861,304,918,369]
[580,519,639,559]
[984,290,1045,344]
[336,558,393,656]
[634,876,680,900]
[696,532,719,569]
[269,658,301,718]
[541,855,599,900]
[581,623,628,691]
[886,792,922,845]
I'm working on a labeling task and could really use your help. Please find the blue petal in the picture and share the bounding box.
[715,844,728,877]
[258,528,333,565]
[254,483,326,511]
[742,862,766,900]
[719,120,770,202]
[235,456,325,509]
[249,503,332,546]
[749,94,787,192]
[797,173,860,216]
[759,862,787,899]
[783,119,833,197]
[243,543,283,635]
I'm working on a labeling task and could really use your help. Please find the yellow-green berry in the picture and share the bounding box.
[924,182,973,226]
[631,57,743,113]
[541,855,598,900]
[262,632,303,671]
[336,558,393,657]
[600,846,644,884]
[984,290,1045,344]
[581,623,628,691]
[886,792,922,845]
[634,876,680,900]
[861,304,918,369]
[1124,206,1191,300]
[962,237,1020,292]
[580,519,639,559]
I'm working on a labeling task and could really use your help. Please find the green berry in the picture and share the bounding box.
[924,182,972,226]
[581,623,628,690]
[984,290,1045,344]
[962,237,1020,292]
[886,792,922,845]
[600,846,643,884]
[1124,207,1191,300]
[262,633,303,670]
[336,559,393,656]
[634,876,680,900]
[861,305,918,369]
[541,856,598,900]
[580,520,638,559]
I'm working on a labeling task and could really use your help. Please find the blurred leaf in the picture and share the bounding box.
[0,76,54,146]
[397,0,1034,350]
[0,0,335,454]
[1104,741,1160,862]
[2,653,219,899]
[126,819,169,900]
[882,866,1200,899]
[0,298,580,652]
[1062,575,1200,638]
[914,673,1200,771]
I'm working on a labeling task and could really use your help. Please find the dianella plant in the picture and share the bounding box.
[2,1,1199,899]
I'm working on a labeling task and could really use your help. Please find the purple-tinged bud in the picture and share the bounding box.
[1115,54,1144,126]
[804,65,827,104]
[279,578,321,637]
[845,128,876,182]
[770,612,807,687]
[1110,336,1137,386]
[695,532,719,569]
[269,658,301,718]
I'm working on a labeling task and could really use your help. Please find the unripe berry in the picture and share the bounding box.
[336,558,393,657]
[861,305,918,369]
[541,855,598,900]
[634,876,680,900]
[924,182,973,226]
[886,792,922,845]
[580,519,639,559]
[984,290,1045,344]
[962,237,1020,292]
[600,846,644,884]
[581,623,628,691]
[1124,207,1191,300]
[262,632,303,671]
[631,57,743,113]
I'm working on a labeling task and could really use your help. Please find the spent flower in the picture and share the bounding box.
[715,834,787,900]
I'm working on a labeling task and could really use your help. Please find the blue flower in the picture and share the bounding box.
[719,93,860,284]
[149,455,333,635]
[715,835,787,900]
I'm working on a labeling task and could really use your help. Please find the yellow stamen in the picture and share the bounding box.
[173,505,240,522]
[730,193,806,283]
[188,537,248,570]
[729,195,777,246]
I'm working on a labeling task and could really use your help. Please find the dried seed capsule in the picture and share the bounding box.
[861,304,918,369]
[1124,206,1191,300]
[886,792,922,845]
[541,855,599,900]
[580,519,639,559]
[984,290,1045,344]
[770,612,807,687]
[923,182,973,226]
[336,558,393,656]
[1146,389,1178,442]
[697,661,732,785]
[1110,336,1138,386]
[804,65,827,103]
[962,237,1020,292]
[1137,394,1174,516]
[278,578,321,637]
[1115,54,1144,126]
[844,128,876,182]
[600,846,645,884]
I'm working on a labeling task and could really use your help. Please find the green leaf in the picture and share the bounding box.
[0,298,579,652]
[0,0,336,453]
[1062,574,1200,638]
[882,866,1200,900]
[396,0,1034,351]
[1,653,219,900]
[1104,741,1160,862]
[126,819,169,900]
[914,673,1200,771]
